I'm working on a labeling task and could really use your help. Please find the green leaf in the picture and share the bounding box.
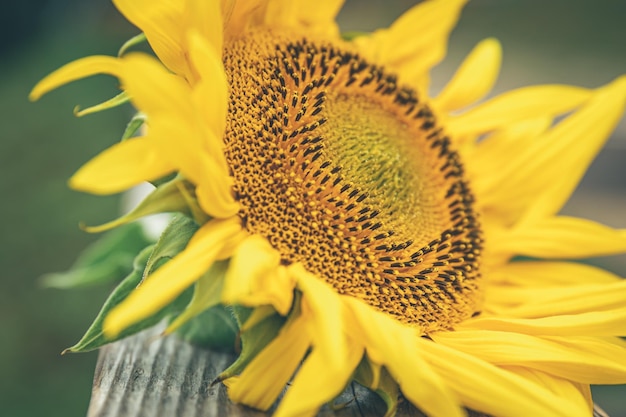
[120,111,146,141]
[175,305,239,352]
[63,244,192,353]
[353,358,400,417]
[73,91,130,117]
[217,305,286,381]
[65,215,200,353]
[82,177,194,233]
[40,222,152,289]
[165,260,228,334]
[118,32,148,56]
[144,214,199,278]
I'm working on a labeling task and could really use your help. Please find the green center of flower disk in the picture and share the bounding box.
[224,31,483,331]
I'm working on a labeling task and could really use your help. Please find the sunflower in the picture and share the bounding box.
[31,0,626,416]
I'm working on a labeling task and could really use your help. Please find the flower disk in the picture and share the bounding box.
[224,31,483,331]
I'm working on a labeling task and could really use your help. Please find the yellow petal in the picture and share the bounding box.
[434,38,502,112]
[342,297,463,417]
[485,280,626,318]
[461,308,626,337]
[185,0,224,57]
[188,31,229,149]
[116,53,239,218]
[69,136,174,194]
[476,76,626,222]
[293,0,343,37]
[113,0,189,77]
[519,76,626,222]
[164,260,228,334]
[194,167,240,218]
[222,235,295,314]
[490,216,626,259]
[433,330,626,384]
[118,53,193,120]
[356,0,466,90]
[468,117,552,211]
[487,261,621,287]
[104,217,243,336]
[227,314,311,411]
[274,341,363,417]
[223,0,269,36]
[418,339,588,417]
[500,367,592,415]
[447,85,590,137]
[30,55,121,101]
[290,264,346,373]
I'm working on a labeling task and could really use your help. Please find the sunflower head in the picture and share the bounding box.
[30,1,626,417]
[224,30,482,331]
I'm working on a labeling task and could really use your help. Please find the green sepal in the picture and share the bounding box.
[165,260,228,335]
[82,177,196,234]
[353,357,400,417]
[40,222,152,289]
[118,33,148,56]
[121,111,146,141]
[143,214,199,279]
[73,91,130,117]
[62,244,192,353]
[216,305,286,381]
[175,305,239,353]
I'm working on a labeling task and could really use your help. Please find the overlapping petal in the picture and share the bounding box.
[433,330,626,384]
[113,0,189,77]
[489,216,626,259]
[355,0,466,91]
[342,297,463,417]
[104,217,245,336]
[223,235,295,314]
[447,85,590,139]
[418,340,588,417]
[226,314,311,411]
[474,77,626,224]
[462,309,626,337]
[487,261,622,287]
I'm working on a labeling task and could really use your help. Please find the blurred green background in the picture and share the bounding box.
[2,1,625,416]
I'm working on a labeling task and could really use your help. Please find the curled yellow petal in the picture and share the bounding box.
[69,136,174,194]
[30,55,121,101]
[222,234,294,314]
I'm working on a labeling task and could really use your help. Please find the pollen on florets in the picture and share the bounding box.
[223,30,482,332]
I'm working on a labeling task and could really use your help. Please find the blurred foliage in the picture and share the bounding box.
[0,3,136,416]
